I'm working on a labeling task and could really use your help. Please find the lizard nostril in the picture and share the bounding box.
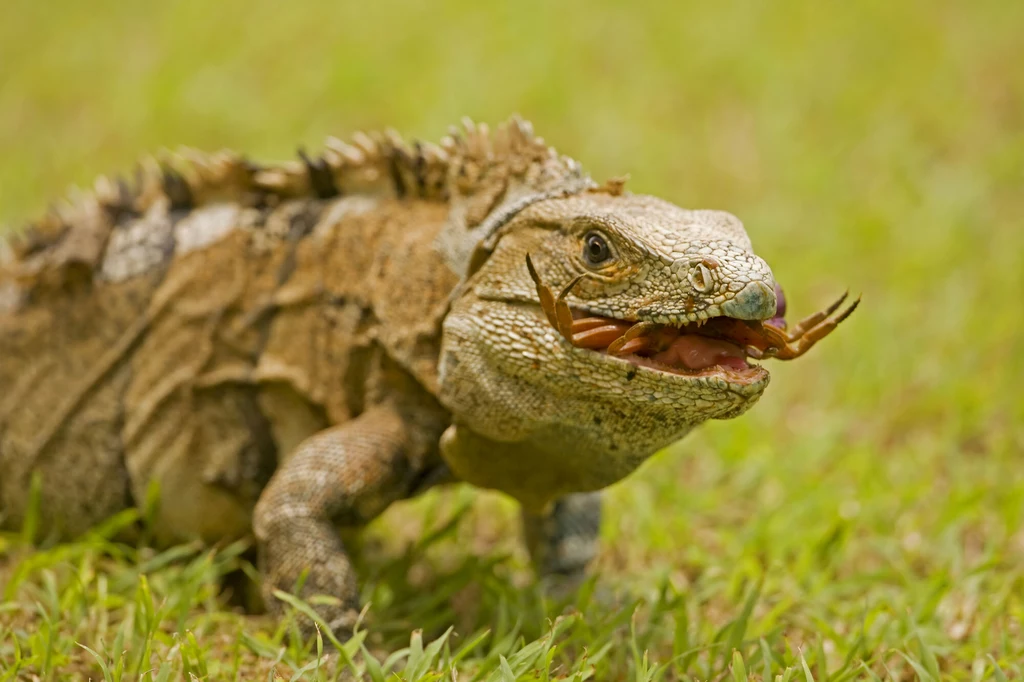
[689,263,713,293]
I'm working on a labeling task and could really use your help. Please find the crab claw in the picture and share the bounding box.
[786,290,849,339]
[760,292,860,360]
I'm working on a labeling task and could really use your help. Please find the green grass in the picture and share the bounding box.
[2,0,1023,678]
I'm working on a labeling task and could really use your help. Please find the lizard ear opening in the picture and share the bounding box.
[459,182,594,279]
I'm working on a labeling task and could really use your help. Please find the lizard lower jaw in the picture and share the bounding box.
[597,346,769,383]
[583,340,770,386]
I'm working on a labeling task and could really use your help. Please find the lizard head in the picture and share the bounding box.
[435,120,855,510]
[439,190,776,503]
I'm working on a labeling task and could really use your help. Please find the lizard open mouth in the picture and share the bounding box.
[526,255,859,382]
[567,312,772,379]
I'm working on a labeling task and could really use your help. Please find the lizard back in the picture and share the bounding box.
[0,134,458,540]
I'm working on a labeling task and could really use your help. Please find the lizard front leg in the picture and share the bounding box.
[521,491,602,590]
[253,404,426,638]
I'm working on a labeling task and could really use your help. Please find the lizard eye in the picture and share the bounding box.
[582,232,613,267]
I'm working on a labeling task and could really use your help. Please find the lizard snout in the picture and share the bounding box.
[719,280,777,320]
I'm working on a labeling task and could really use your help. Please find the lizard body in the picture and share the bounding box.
[0,117,854,633]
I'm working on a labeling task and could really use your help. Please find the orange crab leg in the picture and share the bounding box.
[526,253,586,342]
[761,294,860,360]
[701,318,774,351]
[610,336,654,356]
[526,253,652,352]
[784,290,849,342]
[606,320,659,355]
[573,323,633,349]
[554,274,585,340]
[571,316,616,333]
[526,254,560,332]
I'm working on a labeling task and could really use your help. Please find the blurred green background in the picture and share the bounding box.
[2,0,1023,676]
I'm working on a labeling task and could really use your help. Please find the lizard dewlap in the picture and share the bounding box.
[0,116,856,637]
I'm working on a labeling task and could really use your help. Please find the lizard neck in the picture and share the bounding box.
[439,424,652,513]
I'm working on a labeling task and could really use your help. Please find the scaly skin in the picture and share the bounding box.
[0,117,850,636]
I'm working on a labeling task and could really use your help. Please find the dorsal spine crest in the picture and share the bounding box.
[1,116,602,285]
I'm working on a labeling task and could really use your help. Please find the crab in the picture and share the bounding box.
[525,254,859,372]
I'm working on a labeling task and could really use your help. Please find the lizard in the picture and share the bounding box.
[0,116,857,635]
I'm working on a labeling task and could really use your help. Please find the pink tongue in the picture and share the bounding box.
[652,334,749,370]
